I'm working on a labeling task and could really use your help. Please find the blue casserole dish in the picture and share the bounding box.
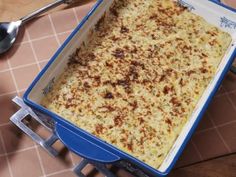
[23,0,236,176]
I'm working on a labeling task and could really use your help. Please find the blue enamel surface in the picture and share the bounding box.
[56,123,121,163]
[23,0,236,176]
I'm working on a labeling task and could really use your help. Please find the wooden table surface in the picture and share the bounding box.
[1,0,235,24]
[0,0,93,22]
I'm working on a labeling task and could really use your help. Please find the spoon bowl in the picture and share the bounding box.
[0,0,67,55]
[0,21,21,54]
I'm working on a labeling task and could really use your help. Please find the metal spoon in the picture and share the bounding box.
[0,0,73,54]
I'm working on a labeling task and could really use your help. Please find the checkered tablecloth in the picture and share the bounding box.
[0,1,236,177]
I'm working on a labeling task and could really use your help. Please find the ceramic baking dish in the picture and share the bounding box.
[22,0,236,176]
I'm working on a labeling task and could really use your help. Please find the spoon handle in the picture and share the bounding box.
[20,0,72,24]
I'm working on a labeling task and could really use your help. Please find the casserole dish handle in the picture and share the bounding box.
[55,123,121,163]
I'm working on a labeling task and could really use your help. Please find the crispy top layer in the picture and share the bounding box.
[41,0,231,169]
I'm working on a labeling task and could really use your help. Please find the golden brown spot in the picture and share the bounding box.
[104,92,114,99]
[163,85,172,94]
[138,117,145,124]
[179,78,184,86]
[170,97,181,107]
[120,26,129,33]
[130,101,138,111]
[114,116,123,127]
[127,142,133,152]
[83,82,90,88]
[112,48,125,59]
[165,118,172,126]
[95,124,104,134]
[200,67,208,74]
[110,6,118,17]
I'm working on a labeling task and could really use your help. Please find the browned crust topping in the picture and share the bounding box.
[41,0,232,169]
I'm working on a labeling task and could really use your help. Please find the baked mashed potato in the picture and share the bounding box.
[41,0,232,169]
